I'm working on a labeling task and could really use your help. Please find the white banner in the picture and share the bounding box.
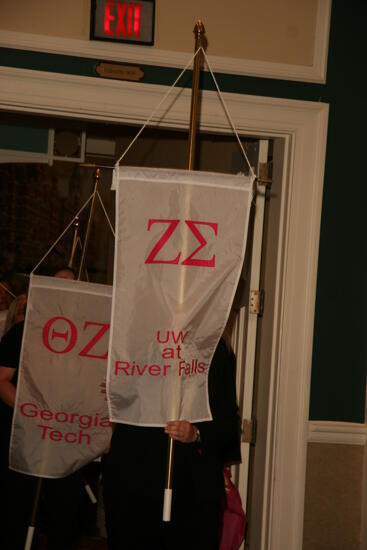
[107,167,253,426]
[10,275,112,478]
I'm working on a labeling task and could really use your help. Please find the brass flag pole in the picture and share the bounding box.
[188,20,205,170]
[68,216,80,270]
[24,478,43,550]
[163,20,206,522]
[25,169,101,549]
[77,168,101,281]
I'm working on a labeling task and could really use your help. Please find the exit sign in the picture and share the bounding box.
[90,0,155,45]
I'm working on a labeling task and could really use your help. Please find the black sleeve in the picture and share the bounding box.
[196,339,241,462]
[0,321,24,370]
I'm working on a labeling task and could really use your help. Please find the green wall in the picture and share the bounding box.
[309,2,367,422]
[0,124,49,153]
[1,2,365,421]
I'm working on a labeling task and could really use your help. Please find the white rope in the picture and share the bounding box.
[114,46,256,180]
[201,48,256,180]
[97,191,115,238]
[31,183,115,276]
[115,49,201,167]
[28,49,255,278]
[0,281,16,299]
[31,194,93,275]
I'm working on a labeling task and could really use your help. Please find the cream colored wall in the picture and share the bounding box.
[303,442,364,550]
[0,0,317,66]
[156,0,317,65]
[0,0,91,40]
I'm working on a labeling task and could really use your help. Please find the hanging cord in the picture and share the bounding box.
[114,47,256,181]
[201,48,256,181]
[73,237,89,282]
[115,49,200,167]
[97,191,115,238]
[0,282,17,299]
[31,175,116,275]
[31,194,93,275]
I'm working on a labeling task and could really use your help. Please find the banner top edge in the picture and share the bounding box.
[112,166,253,190]
[30,274,112,296]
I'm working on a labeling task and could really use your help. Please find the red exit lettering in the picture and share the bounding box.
[104,1,142,38]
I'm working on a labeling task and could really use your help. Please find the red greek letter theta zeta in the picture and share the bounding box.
[79,321,110,360]
[42,316,77,354]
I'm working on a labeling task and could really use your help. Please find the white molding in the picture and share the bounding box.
[0,148,50,164]
[312,0,332,83]
[362,425,367,548]
[263,96,328,550]
[0,1,331,83]
[308,421,367,445]
[0,65,328,128]
[0,65,329,550]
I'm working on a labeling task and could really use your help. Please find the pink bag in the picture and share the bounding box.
[219,467,247,550]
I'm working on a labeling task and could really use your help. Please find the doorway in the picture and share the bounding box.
[0,112,262,287]
[1,118,272,549]
[0,72,328,549]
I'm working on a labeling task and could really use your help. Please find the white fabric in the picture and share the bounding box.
[10,275,112,478]
[107,167,253,426]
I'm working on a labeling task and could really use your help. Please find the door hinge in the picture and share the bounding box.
[257,161,273,188]
[249,289,264,316]
[242,418,257,444]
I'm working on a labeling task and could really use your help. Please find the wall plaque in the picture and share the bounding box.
[95,62,144,81]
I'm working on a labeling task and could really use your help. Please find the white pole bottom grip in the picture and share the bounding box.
[162,488,172,522]
[24,526,35,550]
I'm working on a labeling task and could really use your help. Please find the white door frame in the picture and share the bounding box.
[232,140,269,517]
[0,66,329,549]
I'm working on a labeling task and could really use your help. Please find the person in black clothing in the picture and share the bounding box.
[0,269,86,550]
[102,338,240,550]
[0,319,37,550]
[0,277,14,339]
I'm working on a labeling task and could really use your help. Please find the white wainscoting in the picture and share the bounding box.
[308,421,367,446]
